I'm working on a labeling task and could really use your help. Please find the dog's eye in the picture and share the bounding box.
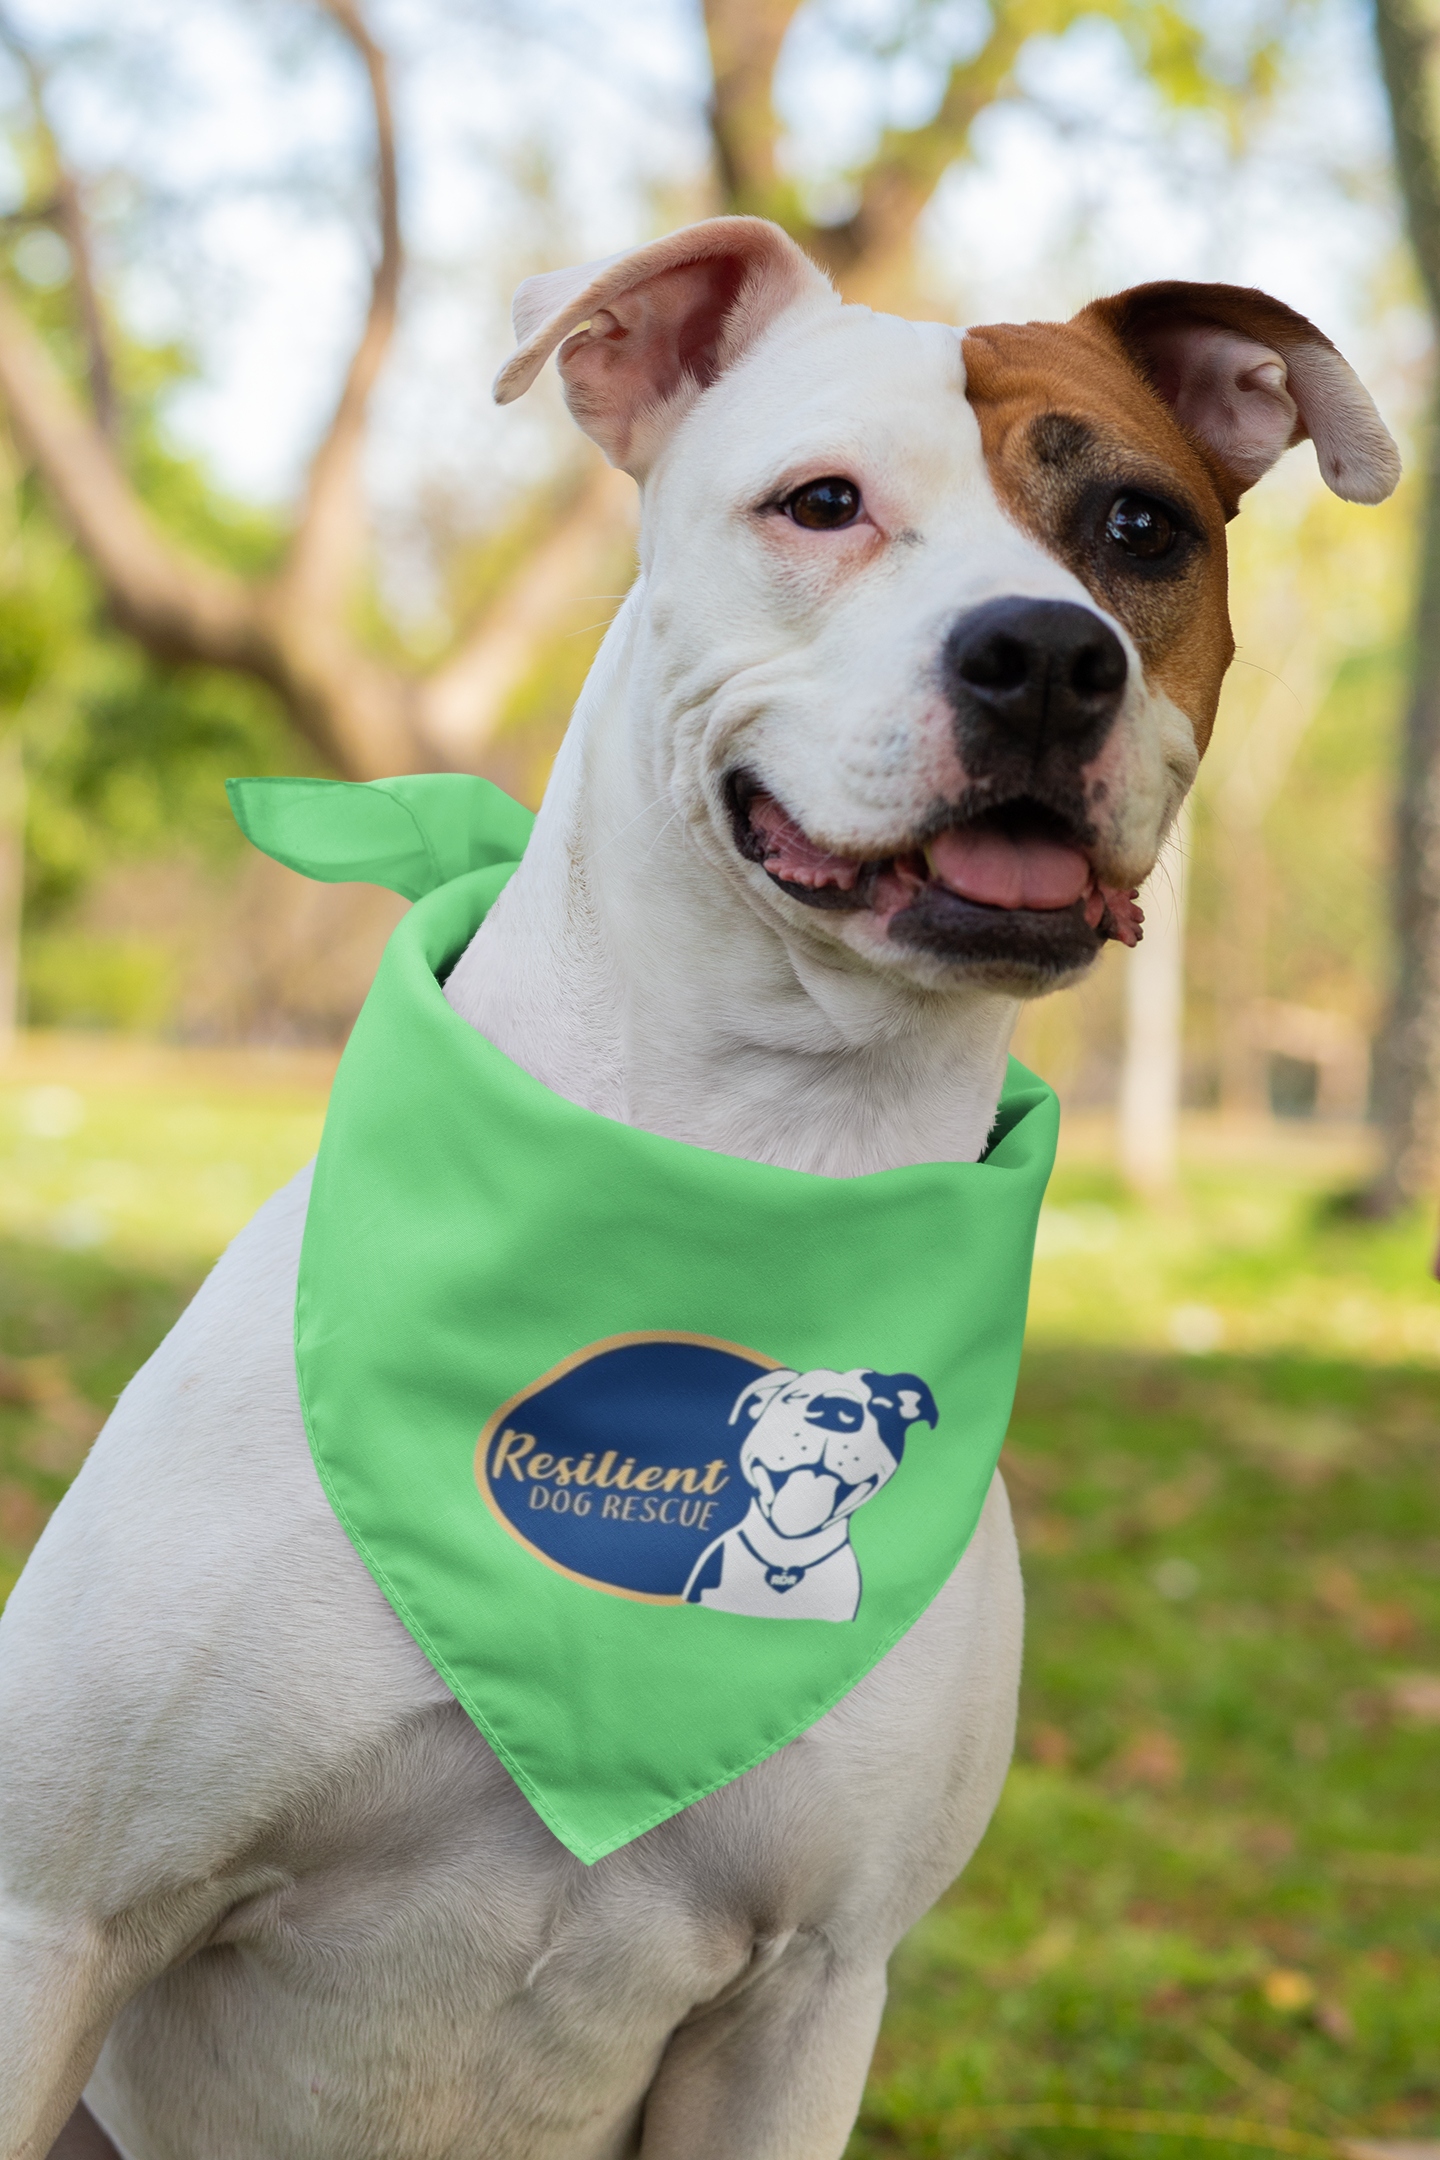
[785,477,862,530]
[1105,493,1176,560]
[805,1395,865,1431]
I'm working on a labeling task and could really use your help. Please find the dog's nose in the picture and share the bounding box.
[942,597,1127,753]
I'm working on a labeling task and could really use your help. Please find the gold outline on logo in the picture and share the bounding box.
[474,1330,781,1604]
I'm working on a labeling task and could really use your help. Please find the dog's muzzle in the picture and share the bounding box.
[727,594,1145,985]
[941,596,1128,775]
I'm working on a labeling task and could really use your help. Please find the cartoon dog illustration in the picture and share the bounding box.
[684,1367,937,1621]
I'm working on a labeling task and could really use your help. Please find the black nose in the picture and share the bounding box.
[942,597,1127,753]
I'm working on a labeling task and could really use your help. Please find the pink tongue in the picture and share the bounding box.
[927,827,1090,912]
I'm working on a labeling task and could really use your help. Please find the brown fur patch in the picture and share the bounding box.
[962,313,1237,750]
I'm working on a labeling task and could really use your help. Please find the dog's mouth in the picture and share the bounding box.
[752,1464,873,1539]
[728,775,1143,975]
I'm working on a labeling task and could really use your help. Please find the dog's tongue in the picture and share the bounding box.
[925,826,1091,912]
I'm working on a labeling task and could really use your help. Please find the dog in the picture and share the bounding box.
[0,215,1397,2160]
[684,1367,938,1621]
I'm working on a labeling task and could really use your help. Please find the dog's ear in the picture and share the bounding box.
[729,1370,797,1427]
[1077,282,1400,508]
[860,1372,938,1464]
[493,217,834,476]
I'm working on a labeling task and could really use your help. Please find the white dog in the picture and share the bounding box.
[0,216,1396,2160]
[685,1367,937,1621]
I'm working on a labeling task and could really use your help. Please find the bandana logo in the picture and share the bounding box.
[475,1333,937,1622]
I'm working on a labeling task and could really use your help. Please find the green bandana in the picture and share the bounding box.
[228,774,1058,1864]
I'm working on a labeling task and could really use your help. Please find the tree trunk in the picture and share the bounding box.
[1118,802,1192,1194]
[0,725,23,1052]
[1216,807,1270,1119]
[1207,622,1324,1121]
[1370,371,1440,1204]
[1371,0,1440,1208]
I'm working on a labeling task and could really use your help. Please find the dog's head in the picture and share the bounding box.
[728,1366,938,1539]
[495,217,1397,997]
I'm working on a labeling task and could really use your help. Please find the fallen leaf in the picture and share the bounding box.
[1144,1980,1190,2016]
[1335,1853,1440,1888]
[1235,1410,1360,1487]
[0,1483,50,1551]
[1134,1462,1218,1533]
[1263,1968,1316,2013]
[1315,1562,1364,1616]
[1316,1999,1356,2046]
[1361,1602,1417,1652]
[1020,1512,1074,1555]
[1387,1673,1440,1724]
[1342,2143,1440,2160]
[1244,1822,1296,1864]
[1015,1921,1077,1978]
[1112,1728,1184,1791]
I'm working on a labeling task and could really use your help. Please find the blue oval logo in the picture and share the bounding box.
[475,1333,938,1622]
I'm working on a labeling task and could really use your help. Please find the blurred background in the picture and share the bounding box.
[0,1,1436,2154]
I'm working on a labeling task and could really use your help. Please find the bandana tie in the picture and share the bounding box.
[229,774,1058,1863]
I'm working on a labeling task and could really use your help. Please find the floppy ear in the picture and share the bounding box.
[1078,282,1400,507]
[729,1370,798,1427]
[860,1372,938,1464]
[492,216,834,476]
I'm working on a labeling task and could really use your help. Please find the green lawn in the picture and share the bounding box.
[0,1040,1436,2156]
[856,1138,1440,2160]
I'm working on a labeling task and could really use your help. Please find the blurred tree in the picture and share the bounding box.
[0,578,45,1048]
[0,0,1287,789]
[0,209,306,1035]
[703,0,1234,308]
[1372,0,1440,1208]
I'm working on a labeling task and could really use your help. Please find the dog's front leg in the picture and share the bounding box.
[638,1937,887,2160]
[0,1895,182,2160]
[0,1916,117,2160]
[0,1859,285,2160]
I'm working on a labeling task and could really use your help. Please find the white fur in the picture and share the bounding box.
[0,1169,1023,2159]
[1,226,1315,2160]
[447,301,1191,1175]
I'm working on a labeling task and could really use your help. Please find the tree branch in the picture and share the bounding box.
[51,165,117,441]
[0,271,427,774]
[0,278,254,664]
[0,0,432,780]
[419,463,635,763]
[803,11,1032,288]
[0,10,118,438]
[277,0,403,621]
[1368,0,1440,1203]
[702,0,808,222]
[1374,0,1440,324]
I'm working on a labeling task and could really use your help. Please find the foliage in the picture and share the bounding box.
[709,0,1303,296]
[0,223,310,1027]
[23,658,300,920]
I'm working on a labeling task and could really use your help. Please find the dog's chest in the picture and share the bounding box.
[62,1180,1023,2159]
[91,1699,872,2160]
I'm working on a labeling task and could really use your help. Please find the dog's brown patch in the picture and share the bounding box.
[963,312,1237,751]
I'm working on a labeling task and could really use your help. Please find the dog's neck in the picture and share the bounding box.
[445,595,1020,1178]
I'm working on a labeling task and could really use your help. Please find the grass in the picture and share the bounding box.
[0,1038,1436,2154]
[0,1033,330,1600]
[852,1136,1440,2160]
